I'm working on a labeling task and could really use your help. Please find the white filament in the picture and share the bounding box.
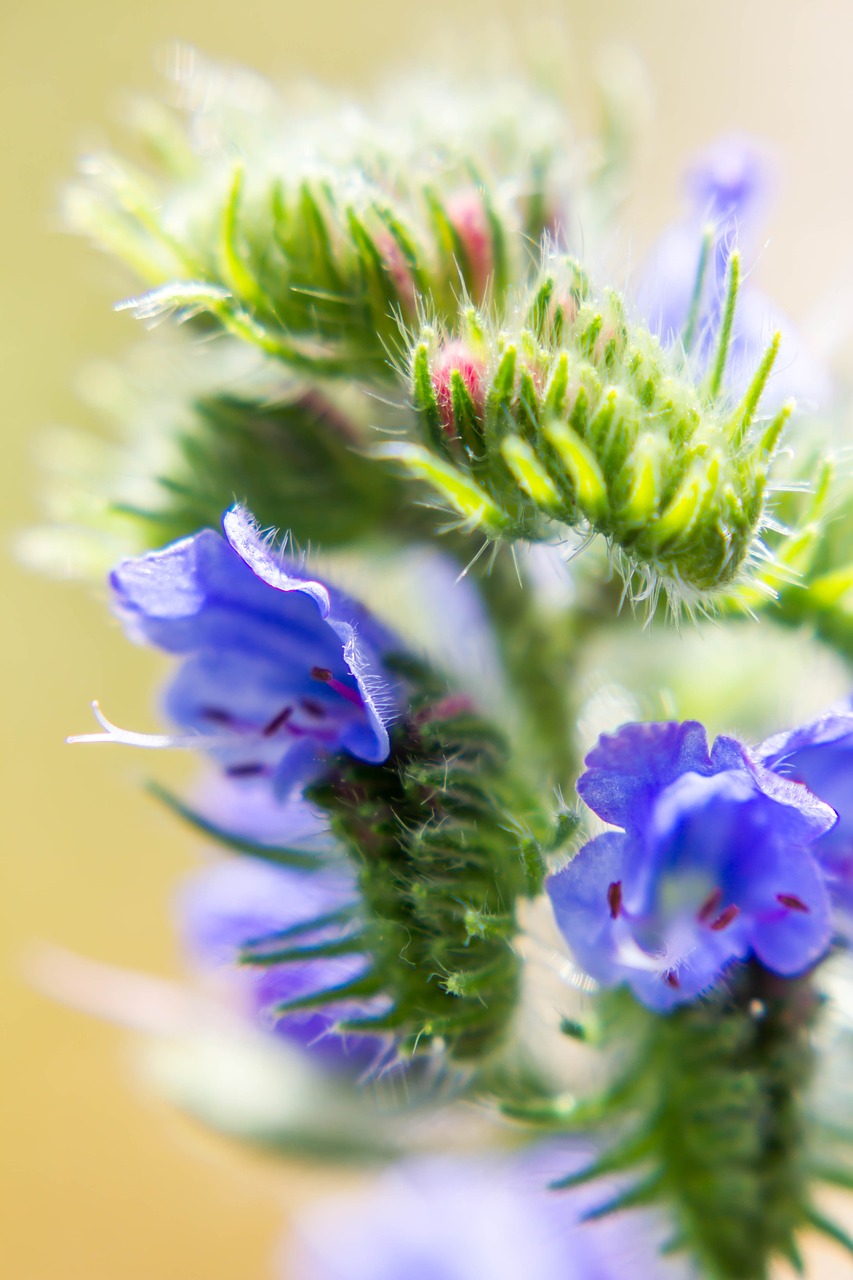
[67,700,240,750]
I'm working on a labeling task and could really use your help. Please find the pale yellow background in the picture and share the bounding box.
[4,2,853,1277]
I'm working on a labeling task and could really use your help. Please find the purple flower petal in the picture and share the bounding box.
[291,1149,685,1280]
[635,134,831,409]
[577,721,715,833]
[759,698,853,934]
[178,855,382,1069]
[106,506,402,797]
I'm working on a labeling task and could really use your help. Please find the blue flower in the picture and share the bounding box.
[290,1149,689,1280]
[71,505,401,795]
[548,721,836,1010]
[636,135,830,408]
[759,699,853,935]
[178,845,385,1070]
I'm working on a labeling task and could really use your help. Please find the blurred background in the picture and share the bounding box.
[4,1,853,1276]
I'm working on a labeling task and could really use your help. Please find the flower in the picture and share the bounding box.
[758,699,853,934]
[636,135,830,408]
[178,847,385,1070]
[547,721,836,1010]
[71,505,401,795]
[289,1149,689,1280]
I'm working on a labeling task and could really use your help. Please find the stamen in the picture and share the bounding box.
[709,904,740,932]
[607,880,623,919]
[311,666,363,707]
[300,698,327,719]
[200,707,235,725]
[263,706,293,736]
[663,969,680,989]
[777,893,810,913]
[697,887,723,923]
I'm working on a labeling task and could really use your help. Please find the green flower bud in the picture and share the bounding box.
[381,255,791,607]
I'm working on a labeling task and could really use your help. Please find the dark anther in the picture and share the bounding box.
[225,762,266,777]
[300,697,327,718]
[709,904,740,932]
[776,893,810,913]
[262,706,293,736]
[200,706,234,725]
[697,887,723,923]
[663,969,680,988]
[311,666,333,682]
[607,880,623,919]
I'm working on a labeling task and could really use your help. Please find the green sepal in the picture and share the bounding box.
[239,933,365,967]
[145,781,321,868]
[803,1208,853,1260]
[272,970,384,1016]
[239,908,357,952]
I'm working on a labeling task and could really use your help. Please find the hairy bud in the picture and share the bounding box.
[379,255,791,607]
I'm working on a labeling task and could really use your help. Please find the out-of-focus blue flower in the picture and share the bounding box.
[759,699,853,934]
[636,135,830,408]
[548,722,836,1010]
[73,505,401,795]
[178,849,384,1069]
[290,1148,690,1280]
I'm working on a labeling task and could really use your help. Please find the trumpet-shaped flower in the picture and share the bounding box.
[548,721,836,1010]
[71,506,401,796]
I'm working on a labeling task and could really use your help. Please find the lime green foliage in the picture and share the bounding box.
[302,662,558,1061]
[510,967,838,1280]
[759,460,853,662]
[387,256,791,605]
[118,392,405,547]
[69,55,571,379]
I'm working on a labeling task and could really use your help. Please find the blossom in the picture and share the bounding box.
[636,135,830,408]
[178,847,384,1069]
[289,1149,688,1280]
[548,721,836,1010]
[758,699,853,933]
[71,505,401,795]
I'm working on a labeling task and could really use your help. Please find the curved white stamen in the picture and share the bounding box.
[67,701,244,750]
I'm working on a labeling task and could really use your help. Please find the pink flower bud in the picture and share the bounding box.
[446,191,494,300]
[549,291,579,333]
[431,340,486,433]
[376,233,417,315]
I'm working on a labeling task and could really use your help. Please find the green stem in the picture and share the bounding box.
[474,551,583,788]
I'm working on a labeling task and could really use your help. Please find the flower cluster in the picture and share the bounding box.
[549,712,853,1010]
[55,51,853,1280]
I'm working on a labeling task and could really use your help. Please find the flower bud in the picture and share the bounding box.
[446,189,495,300]
[430,339,487,435]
